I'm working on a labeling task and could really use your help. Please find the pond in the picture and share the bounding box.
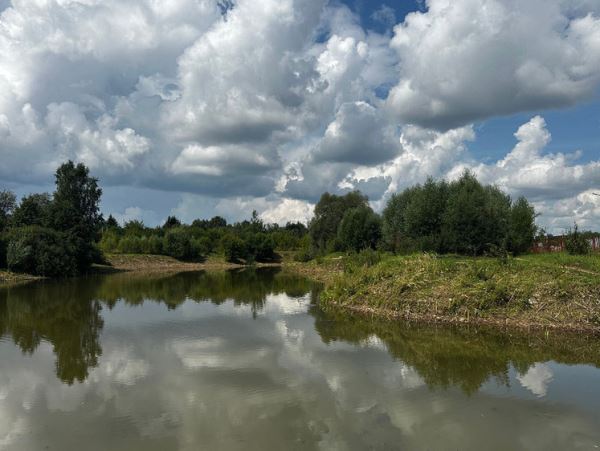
[0,268,599,450]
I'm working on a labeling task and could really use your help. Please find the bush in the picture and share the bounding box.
[163,228,199,261]
[246,233,276,262]
[343,248,382,274]
[118,236,143,254]
[99,230,120,253]
[565,224,591,255]
[221,235,247,263]
[143,235,164,255]
[6,226,77,277]
[337,206,382,252]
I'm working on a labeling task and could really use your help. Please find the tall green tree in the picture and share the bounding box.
[404,178,449,251]
[507,197,537,255]
[12,193,52,227]
[337,206,382,252]
[49,161,103,272]
[309,191,368,253]
[441,172,511,255]
[382,187,416,252]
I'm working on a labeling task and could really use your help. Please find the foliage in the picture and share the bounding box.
[6,226,77,277]
[380,172,537,256]
[507,197,537,255]
[337,206,382,252]
[565,224,591,255]
[163,216,182,229]
[11,193,52,227]
[221,234,247,263]
[309,191,368,254]
[441,173,510,255]
[49,161,103,272]
[163,228,198,261]
[0,190,16,232]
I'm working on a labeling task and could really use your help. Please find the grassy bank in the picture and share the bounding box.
[103,253,283,273]
[310,252,600,333]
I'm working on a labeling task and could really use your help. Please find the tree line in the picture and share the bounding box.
[99,210,308,264]
[308,171,538,257]
[0,161,573,279]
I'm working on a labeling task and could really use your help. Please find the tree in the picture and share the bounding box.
[105,214,120,229]
[403,178,449,251]
[441,172,510,255]
[565,224,591,255]
[6,226,77,277]
[382,188,415,252]
[163,216,181,229]
[309,191,368,253]
[507,197,537,255]
[49,161,103,272]
[0,190,16,232]
[221,234,247,263]
[163,228,196,260]
[12,193,51,227]
[337,206,382,252]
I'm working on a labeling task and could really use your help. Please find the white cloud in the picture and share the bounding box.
[0,0,599,230]
[312,101,401,165]
[259,198,315,225]
[387,0,600,129]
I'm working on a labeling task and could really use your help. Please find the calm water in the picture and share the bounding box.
[0,269,599,450]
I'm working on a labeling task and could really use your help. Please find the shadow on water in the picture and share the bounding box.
[1,267,599,390]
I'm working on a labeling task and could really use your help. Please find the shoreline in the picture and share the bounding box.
[3,252,600,335]
[284,257,600,336]
[103,253,282,273]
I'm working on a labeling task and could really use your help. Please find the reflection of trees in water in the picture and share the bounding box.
[97,268,315,314]
[0,280,104,384]
[0,268,314,383]
[5,268,598,394]
[310,308,600,394]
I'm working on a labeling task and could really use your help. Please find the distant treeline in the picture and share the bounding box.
[99,212,308,264]
[1,161,592,278]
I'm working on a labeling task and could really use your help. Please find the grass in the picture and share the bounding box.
[313,252,600,332]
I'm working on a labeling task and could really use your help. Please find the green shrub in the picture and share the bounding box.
[246,233,276,262]
[99,230,120,253]
[118,236,143,254]
[565,224,591,255]
[343,248,382,274]
[337,206,382,252]
[221,235,247,263]
[144,235,164,255]
[6,226,77,277]
[163,228,198,261]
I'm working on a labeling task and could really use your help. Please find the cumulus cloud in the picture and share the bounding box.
[312,101,400,165]
[468,116,600,201]
[1,0,599,229]
[387,0,600,129]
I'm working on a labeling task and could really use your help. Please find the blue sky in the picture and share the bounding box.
[0,0,599,233]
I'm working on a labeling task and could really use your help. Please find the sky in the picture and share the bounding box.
[0,0,599,234]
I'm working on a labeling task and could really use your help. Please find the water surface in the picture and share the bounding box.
[0,269,599,450]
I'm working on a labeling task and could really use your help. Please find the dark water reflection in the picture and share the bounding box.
[0,269,599,450]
